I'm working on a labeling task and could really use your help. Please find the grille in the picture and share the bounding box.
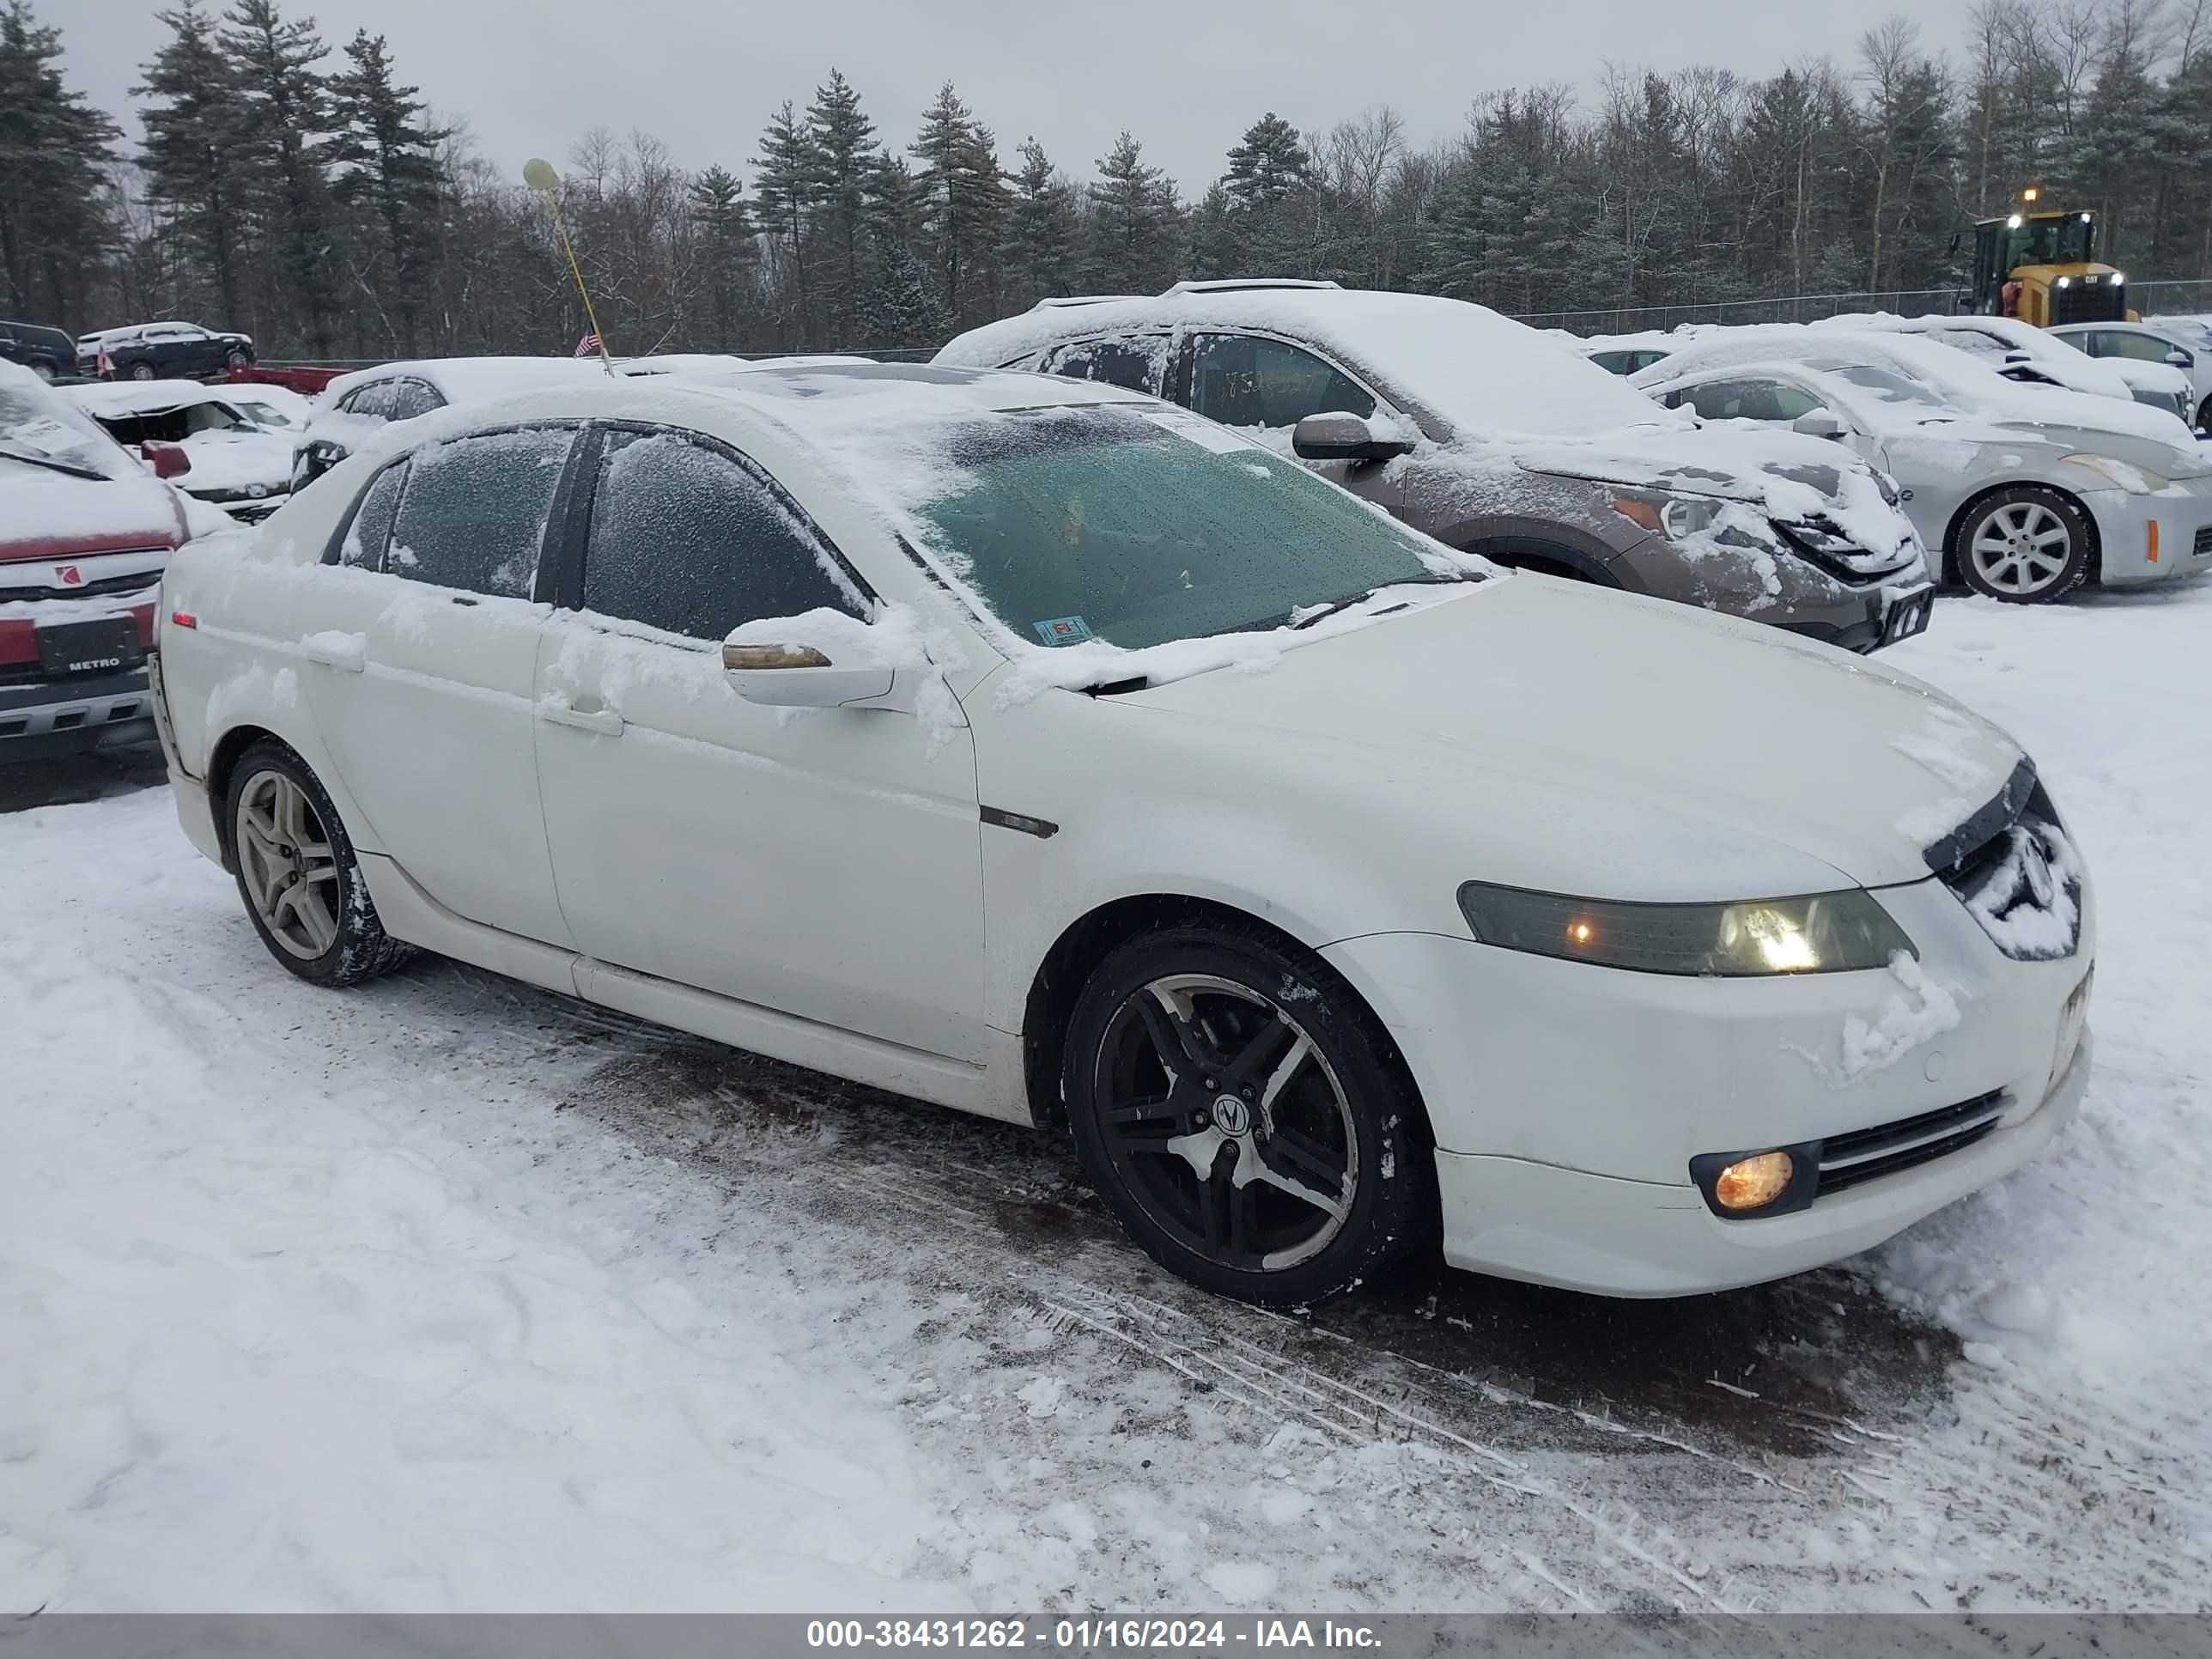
[1778,516,1917,583]
[1817,1091,2007,1198]
[2196,525,2212,558]
[0,568,161,605]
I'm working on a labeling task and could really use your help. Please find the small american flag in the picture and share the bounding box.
[574,331,602,358]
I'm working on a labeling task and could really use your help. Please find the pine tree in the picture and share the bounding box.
[751,100,817,345]
[136,0,251,327]
[1085,131,1178,295]
[220,0,338,353]
[686,164,754,348]
[1000,137,1079,307]
[326,28,448,354]
[805,69,879,340]
[910,82,1006,328]
[0,0,118,329]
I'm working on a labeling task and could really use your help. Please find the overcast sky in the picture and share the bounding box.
[41,0,1979,192]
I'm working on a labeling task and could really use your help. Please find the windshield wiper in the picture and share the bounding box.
[0,445,106,482]
[1286,573,1474,631]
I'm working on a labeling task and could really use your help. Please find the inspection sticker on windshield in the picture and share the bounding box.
[1033,615,1095,647]
[1138,407,1255,455]
[8,416,76,459]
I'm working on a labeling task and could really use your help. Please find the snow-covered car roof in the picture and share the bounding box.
[937,287,1668,444]
[222,383,315,428]
[64,380,246,419]
[319,355,610,409]
[1814,311,2140,403]
[1626,324,2194,445]
[613,352,872,378]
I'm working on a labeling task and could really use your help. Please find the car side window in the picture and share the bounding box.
[345,380,400,421]
[1678,379,1817,422]
[335,463,409,569]
[1188,333,1376,428]
[386,379,447,421]
[579,428,860,641]
[2106,331,2182,364]
[1042,337,1166,395]
[387,427,575,599]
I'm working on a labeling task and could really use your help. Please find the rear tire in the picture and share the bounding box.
[1062,923,1433,1308]
[224,738,412,987]
[1952,485,2092,604]
[2196,396,2212,434]
[31,362,56,383]
[129,362,156,381]
[226,348,252,370]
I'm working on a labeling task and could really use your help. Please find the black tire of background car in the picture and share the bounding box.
[223,738,414,988]
[128,362,156,380]
[227,348,252,369]
[2197,396,2212,434]
[1952,483,2094,604]
[1061,921,1434,1308]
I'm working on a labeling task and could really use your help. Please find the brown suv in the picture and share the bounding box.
[937,281,1936,653]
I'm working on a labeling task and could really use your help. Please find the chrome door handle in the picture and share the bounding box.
[539,696,623,737]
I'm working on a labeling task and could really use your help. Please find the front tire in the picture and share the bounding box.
[226,348,252,370]
[225,739,410,986]
[1953,485,2091,603]
[1062,924,1432,1308]
[2196,395,2212,434]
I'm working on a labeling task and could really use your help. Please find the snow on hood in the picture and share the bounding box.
[0,469,187,560]
[1117,574,2022,898]
[1510,422,1913,552]
[64,380,238,419]
[937,289,1674,444]
[173,428,295,494]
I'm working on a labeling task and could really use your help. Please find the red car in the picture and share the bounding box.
[2,363,195,759]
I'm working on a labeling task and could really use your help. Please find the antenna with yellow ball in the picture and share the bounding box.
[523,157,616,376]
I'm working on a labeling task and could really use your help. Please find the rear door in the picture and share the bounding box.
[531,422,988,1060]
[297,425,582,946]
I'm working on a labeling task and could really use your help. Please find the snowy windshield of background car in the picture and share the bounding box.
[0,368,134,479]
[908,404,1468,650]
[1820,362,1955,414]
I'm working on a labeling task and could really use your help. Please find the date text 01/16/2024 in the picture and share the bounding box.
[805,1618,1384,1650]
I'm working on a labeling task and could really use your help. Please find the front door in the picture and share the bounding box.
[1179,331,1407,515]
[532,424,988,1062]
[297,425,581,947]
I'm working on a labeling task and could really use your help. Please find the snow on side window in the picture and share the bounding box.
[386,428,574,599]
[1188,334,1375,429]
[580,430,861,641]
[337,463,407,570]
[1043,336,1170,396]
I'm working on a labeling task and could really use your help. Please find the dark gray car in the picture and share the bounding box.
[937,282,1936,653]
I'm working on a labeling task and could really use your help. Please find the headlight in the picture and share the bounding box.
[1456,882,1916,976]
[2063,453,2171,494]
[1607,488,1722,539]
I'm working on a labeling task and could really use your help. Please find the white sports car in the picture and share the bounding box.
[149,363,2094,1305]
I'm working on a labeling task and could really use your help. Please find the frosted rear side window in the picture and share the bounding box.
[387,427,574,599]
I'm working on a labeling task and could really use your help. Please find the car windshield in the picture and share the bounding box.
[901,404,1470,650]
[0,374,134,478]
[1820,362,1956,414]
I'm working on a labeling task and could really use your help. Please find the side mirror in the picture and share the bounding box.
[1291,410,1415,463]
[143,441,191,479]
[2166,349,2193,369]
[1792,408,1845,441]
[721,608,908,709]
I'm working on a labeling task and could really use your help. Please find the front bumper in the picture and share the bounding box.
[1430,1035,2088,1297]
[1320,872,2094,1297]
[2085,478,2212,586]
[0,666,158,759]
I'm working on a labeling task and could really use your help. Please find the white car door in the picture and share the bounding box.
[531,423,988,1063]
[298,425,580,947]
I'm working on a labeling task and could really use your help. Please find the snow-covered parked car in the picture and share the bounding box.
[1816,312,2197,428]
[2049,319,2212,433]
[937,283,1934,654]
[292,356,606,490]
[1631,331,2212,603]
[75,319,255,381]
[220,381,317,434]
[1,362,198,757]
[151,362,2093,1305]
[65,380,295,524]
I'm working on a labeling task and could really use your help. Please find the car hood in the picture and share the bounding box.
[1511,423,1873,510]
[1115,576,2021,898]
[0,470,186,561]
[174,428,295,492]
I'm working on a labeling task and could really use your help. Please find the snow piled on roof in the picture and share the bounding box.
[63,380,241,418]
[320,355,609,408]
[937,289,1674,444]
[1816,311,2140,404]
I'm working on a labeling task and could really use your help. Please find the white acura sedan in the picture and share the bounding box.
[149,364,2094,1306]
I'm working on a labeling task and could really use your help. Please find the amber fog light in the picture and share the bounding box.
[1714,1151,1795,1212]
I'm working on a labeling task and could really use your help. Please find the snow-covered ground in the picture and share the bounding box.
[3,582,2209,1614]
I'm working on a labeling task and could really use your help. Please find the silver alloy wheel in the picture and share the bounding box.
[235,769,341,960]
[1968,500,2075,596]
[1095,972,1359,1272]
